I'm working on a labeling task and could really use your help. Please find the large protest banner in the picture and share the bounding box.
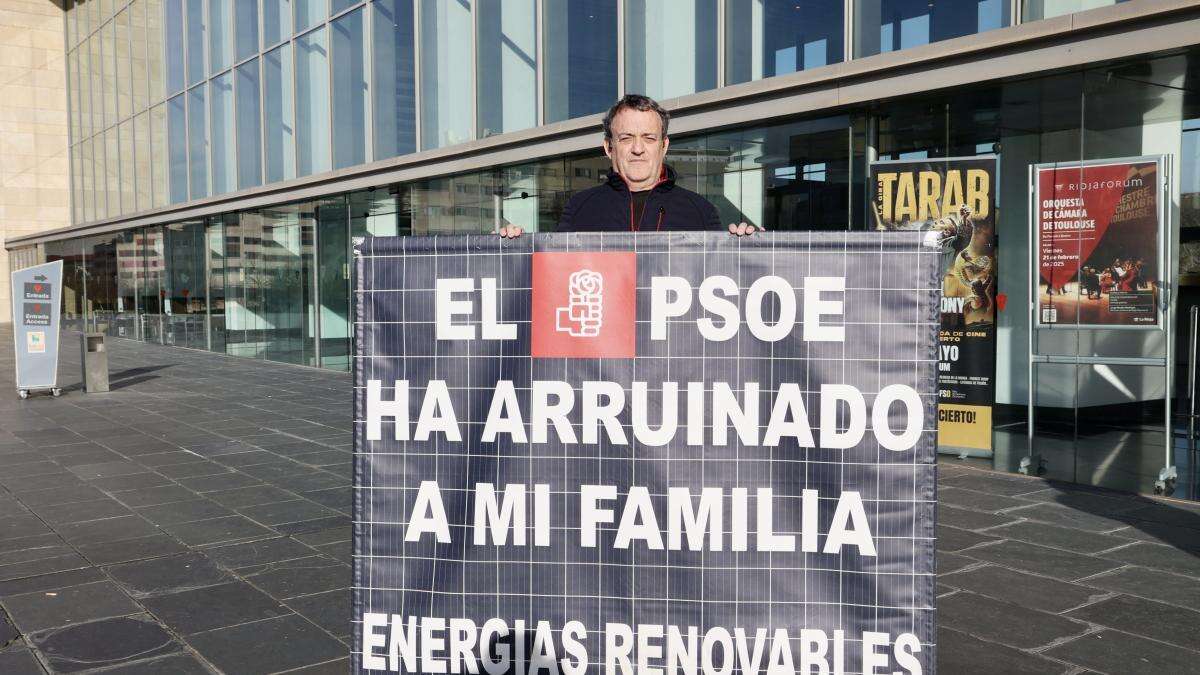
[1034,157,1162,329]
[871,157,998,457]
[353,232,939,674]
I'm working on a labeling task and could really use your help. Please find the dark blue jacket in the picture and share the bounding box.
[557,164,722,232]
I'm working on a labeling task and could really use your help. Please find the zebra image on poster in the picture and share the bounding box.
[353,232,940,674]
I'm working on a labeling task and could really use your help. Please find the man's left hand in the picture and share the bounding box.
[728,222,762,236]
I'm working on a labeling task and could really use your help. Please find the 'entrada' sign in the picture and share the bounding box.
[352,232,940,674]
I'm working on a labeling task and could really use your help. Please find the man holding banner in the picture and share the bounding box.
[499,94,761,237]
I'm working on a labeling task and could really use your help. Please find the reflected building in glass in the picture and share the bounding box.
[8,0,1200,497]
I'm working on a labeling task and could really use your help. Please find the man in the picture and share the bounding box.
[499,94,759,237]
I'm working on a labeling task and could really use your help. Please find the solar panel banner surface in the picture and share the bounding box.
[353,232,940,674]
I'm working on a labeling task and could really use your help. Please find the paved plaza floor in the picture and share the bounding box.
[0,328,1199,673]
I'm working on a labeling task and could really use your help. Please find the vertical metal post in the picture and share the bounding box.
[1026,164,1037,471]
[844,0,855,62]
[1189,305,1197,441]
[535,0,544,128]
[715,0,725,88]
[413,0,423,152]
[616,0,624,96]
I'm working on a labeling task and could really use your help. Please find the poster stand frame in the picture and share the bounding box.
[1025,155,1176,495]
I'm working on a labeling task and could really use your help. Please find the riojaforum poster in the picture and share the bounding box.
[1034,157,1162,328]
[870,157,998,457]
[352,232,939,674]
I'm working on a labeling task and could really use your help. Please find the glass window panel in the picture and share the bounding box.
[90,34,104,134]
[151,102,170,207]
[263,0,293,47]
[331,8,366,169]
[295,27,331,176]
[207,216,229,353]
[316,195,350,369]
[235,0,259,61]
[105,127,120,216]
[210,0,232,73]
[331,0,358,14]
[236,59,263,189]
[725,0,844,84]
[624,0,717,101]
[114,230,140,339]
[115,8,131,120]
[130,0,149,112]
[76,47,91,141]
[147,0,164,104]
[118,119,135,213]
[102,19,117,129]
[295,0,326,33]
[186,0,206,85]
[139,226,167,344]
[168,95,188,202]
[67,1,76,48]
[163,0,183,95]
[1024,0,1127,21]
[543,0,617,124]
[264,43,296,182]
[68,49,80,144]
[371,0,415,159]
[853,0,1010,57]
[134,110,152,211]
[477,0,537,137]
[71,145,83,224]
[84,235,118,334]
[163,221,209,349]
[419,0,473,149]
[187,85,208,199]
[210,72,235,194]
[81,138,95,222]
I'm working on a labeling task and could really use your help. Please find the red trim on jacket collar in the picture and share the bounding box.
[611,166,669,192]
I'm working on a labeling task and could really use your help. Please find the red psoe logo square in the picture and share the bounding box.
[531,252,636,358]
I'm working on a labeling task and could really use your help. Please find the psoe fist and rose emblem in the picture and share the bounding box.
[531,252,636,359]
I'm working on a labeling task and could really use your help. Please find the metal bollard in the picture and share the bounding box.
[81,333,109,393]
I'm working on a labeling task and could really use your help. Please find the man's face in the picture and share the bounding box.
[604,108,669,189]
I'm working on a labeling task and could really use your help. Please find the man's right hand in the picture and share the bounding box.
[498,226,524,238]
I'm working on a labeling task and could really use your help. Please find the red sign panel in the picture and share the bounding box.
[1035,159,1160,328]
[531,252,636,358]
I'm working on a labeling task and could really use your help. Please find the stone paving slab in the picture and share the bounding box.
[0,329,1198,673]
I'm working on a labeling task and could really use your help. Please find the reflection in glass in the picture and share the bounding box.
[80,139,95,223]
[371,0,416,159]
[139,226,167,344]
[186,0,206,85]
[208,216,231,353]
[295,0,326,33]
[264,0,293,47]
[236,59,263,189]
[151,102,170,207]
[210,0,232,74]
[147,0,165,104]
[93,131,106,218]
[332,8,367,169]
[118,119,136,214]
[187,85,208,199]
[210,72,236,195]
[83,235,118,334]
[134,111,152,211]
[90,34,104,134]
[163,221,209,349]
[165,0,184,94]
[101,19,117,128]
[1024,0,1125,20]
[224,207,317,365]
[76,48,91,142]
[114,230,140,339]
[543,0,617,124]
[114,8,131,120]
[236,0,260,61]
[105,128,120,216]
[296,27,331,176]
[264,44,297,183]
[317,196,350,369]
[420,0,474,149]
[130,0,149,112]
[625,0,718,101]
[854,0,1009,57]
[725,0,844,84]
[477,0,537,137]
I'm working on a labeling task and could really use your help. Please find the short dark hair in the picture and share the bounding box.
[602,94,669,140]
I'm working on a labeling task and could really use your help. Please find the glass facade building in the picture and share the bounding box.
[9,0,1200,498]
